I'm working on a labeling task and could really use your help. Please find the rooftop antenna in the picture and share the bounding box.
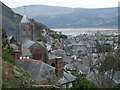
[24,6,26,15]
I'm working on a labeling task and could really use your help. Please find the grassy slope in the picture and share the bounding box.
[2,48,38,88]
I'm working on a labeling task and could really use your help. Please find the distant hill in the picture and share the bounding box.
[13,5,118,28]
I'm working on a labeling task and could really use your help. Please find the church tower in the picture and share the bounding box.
[19,15,34,43]
[18,6,35,43]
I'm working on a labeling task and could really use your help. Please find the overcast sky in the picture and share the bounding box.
[1,0,120,8]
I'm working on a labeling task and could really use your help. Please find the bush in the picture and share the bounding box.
[99,55,120,72]
[72,72,98,88]
[73,77,98,88]
[3,54,17,66]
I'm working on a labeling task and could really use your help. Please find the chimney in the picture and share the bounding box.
[55,57,64,79]
[17,41,22,56]
[17,42,21,50]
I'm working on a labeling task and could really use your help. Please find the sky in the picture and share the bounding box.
[1,0,120,8]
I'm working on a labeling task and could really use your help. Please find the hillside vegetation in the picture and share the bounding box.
[2,48,38,88]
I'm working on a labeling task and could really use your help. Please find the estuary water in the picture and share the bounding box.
[52,28,118,36]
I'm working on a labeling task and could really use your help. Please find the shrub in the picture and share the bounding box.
[3,54,17,66]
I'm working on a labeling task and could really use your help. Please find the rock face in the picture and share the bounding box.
[1,2,22,37]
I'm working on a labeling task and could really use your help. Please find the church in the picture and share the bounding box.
[8,13,77,88]
[9,14,48,63]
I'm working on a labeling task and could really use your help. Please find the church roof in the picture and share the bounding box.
[22,40,46,51]
[22,40,35,49]
[21,15,31,23]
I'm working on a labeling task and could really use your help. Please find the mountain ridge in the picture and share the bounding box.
[13,5,118,28]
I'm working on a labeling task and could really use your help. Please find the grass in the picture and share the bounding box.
[2,48,38,88]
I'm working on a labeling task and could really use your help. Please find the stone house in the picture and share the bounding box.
[22,40,48,63]
[17,57,76,88]
[64,63,90,77]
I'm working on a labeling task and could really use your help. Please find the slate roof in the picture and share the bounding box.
[48,53,56,60]
[75,58,83,62]
[9,44,18,52]
[37,42,46,49]
[64,63,90,74]
[7,35,13,41]
[63,56,73,64]
[17,59,56,81]
[22,40,46,50]
[58,72,76,84]
[105,71,120,84]
[51,49,65,57]
[113,71,120,84]
[21,15,31,23]
[17,59,76,85]
[22,40,35,49]
[72,47,87,52]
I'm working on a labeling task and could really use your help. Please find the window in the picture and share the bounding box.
[32,49,41,60]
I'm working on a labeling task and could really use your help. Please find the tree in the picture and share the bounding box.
[99,55,120,72]
[71,72,98,88]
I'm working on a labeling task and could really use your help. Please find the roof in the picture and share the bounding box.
[37,42,46,48]
[105,71,120,84]
[7,35,13,41]
[9,44,18,52]
[22,40,35,49]
[63,56,73,64]
[75,58,83,62]
[51,49,65,57]
[7,36,16,43]
[46,44,52,51]
[58,72,76,84]
[72,47,87,52]
[21,15,31,23]
[17,59,76,85]
[113,71,120,84]
[17,59,55,81]
[48,53,56,60]
[64,63,90,74]
[22,40,46,50]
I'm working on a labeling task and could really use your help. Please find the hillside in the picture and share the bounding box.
[2,48,38,88]
[13,5,118,28]
[1,2,22,37]
[1,2,51,37]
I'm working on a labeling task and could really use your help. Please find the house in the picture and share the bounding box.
[64,63,90,77]
[8,42,22,60]
[7,36,16,43]
[62,56,73,64]
[51,49,66,57]
[47,52,57,66]
[73,58,83,64]
[22,40,48,63]
[82,56,92,66]
[17,57,76,88]
[105,70,120,85]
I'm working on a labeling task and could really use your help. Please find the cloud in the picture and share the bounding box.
[1,0,119,8]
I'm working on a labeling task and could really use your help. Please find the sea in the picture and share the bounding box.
[52,28,118,36]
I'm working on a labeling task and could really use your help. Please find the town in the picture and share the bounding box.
[2,12,119,88]
[1,1,120,89]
